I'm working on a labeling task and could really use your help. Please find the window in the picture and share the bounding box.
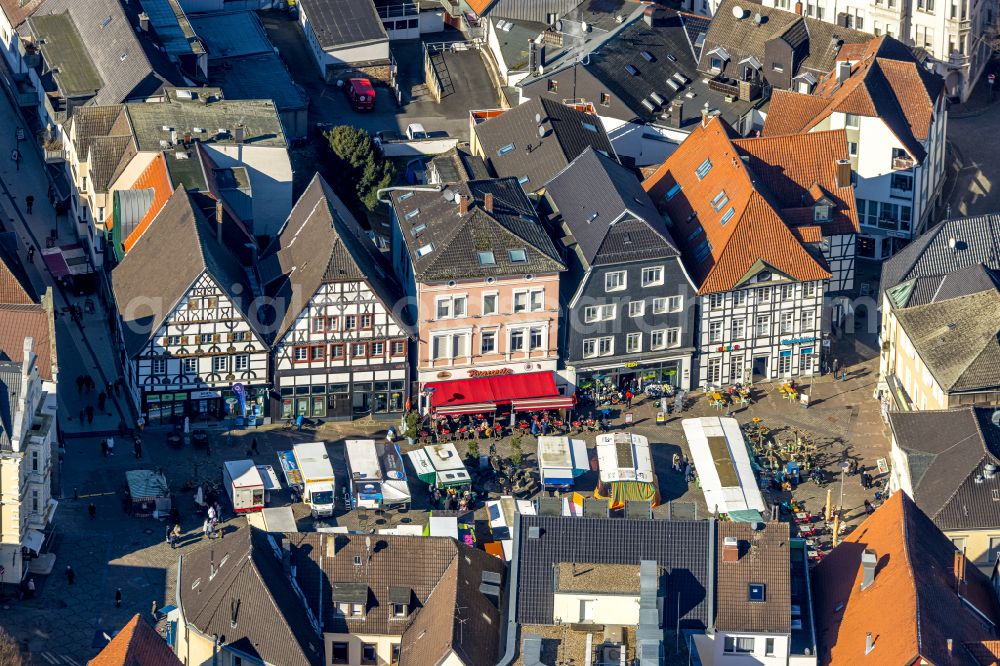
[436,296,467,319]
[600,92,611,106]
[391,644,402,664]
[652,328,681,349]
[498,143,515,156]
[626,332,642,353]
[709,320,723,343]
[200,333,213,344]
[711,190,729,211]
[152,358,166,374]
[362,643,377,665]
[628,301,645,317]
[332,642,349,664]
[583,337,614,358]
[530,290,544,311]
[312,318,326,333]
[481,330,497,354]
[371,342,385,357]
[352,342,369,358]
[183,358,198,374]
[508,248,528,263]
[547,78,558,92]
[710,57,723,71]
[391,340,405,356]
[392,603,408,618]
[232,331,248,342]
[814,204,831,221]
[167,335,181,346]
[529,327,544,350]
[331,344,345,359]
[513,289,544,313]
[693,239,712,263]
[733,290,749,306]
[582,122,598,132]
[294,347,308,361]
[801,309,816,330]
[517,175,530,186]
[803,282,817,298]
[765,638,775,656]
[756,286,770,302]
[748,583,766,602]
[849,141,858,156]
[605,271,626,292]
[311,346,326,361]
[707,357,722,385]
[780,284,795,300]
[234,354,249,371]
[695,158,713,180]
[720,207,735,225]
[483,293,498,315]
[723,637,755,654]
[584,304,615,322]
[510,329,525,352]
[845,113,860,128]
[344,315,358,330]
[478,250,496,265]
[731,318,745,339]
[212,356,228,372]
[772,62,784,72]
[891,173,913,192]
[755,315,770,337]
[652,298,667,314]
[665,183,682,201]
[641,266,664,287]
[729,354,744,382]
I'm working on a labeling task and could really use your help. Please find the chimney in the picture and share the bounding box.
[865,633,874,655]
[794,0,803,12]
[235,123,245,165]
[835,159,852,188]
[701,103,710,128]
[459,195,470,216]
[484,192,494,213]
[954,550,967,596]
[184,131,192,146]
[215,199,224,243]
[860,549,877,590]
[947,639,954,657]
[668,99,684,129]
[837,60,851,83]
[281,538,292,576]
[722,536,740,562]
[139,12,149,31]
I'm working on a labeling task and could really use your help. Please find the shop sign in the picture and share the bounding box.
[191,390,221,400]
[436,372,452,380]
[469,367,513,378]
[780,336,817,346]
[623,361,638,368]
[717,344,741,352]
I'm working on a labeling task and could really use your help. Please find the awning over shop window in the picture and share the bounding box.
[23,529,45,554]
[511,395,575,411]
[41,244,92,278]
[427,371,567,412]
[434,401,497,416]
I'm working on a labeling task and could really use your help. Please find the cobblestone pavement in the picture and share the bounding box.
[0,339,887,664]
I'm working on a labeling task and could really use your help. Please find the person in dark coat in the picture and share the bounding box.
[88,503,96,519]
[85,405,94,424]
[65,565,75,585]
[100,439,108,457]
[115,588,122,608]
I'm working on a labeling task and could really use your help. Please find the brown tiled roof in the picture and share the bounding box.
[87,134,138,194]
[715,522,791,634]
[0,0,43,27]
[87,614,181,666]
[812,492,998,666]
[642,117,831,294]
[0,238,36,305]
[71,105,129,148]
[966,640,1000,665]
[762,36,944,164]
[291,534,504,666]
[0,302,55,381]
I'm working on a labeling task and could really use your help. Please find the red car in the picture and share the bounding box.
[347,78,375,111]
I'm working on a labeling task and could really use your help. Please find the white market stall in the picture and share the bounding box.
[406,443,472,490]
[344,440,411,509]
[682,416,767,518]
[536,436,590,490]
[125,470,171,518]
[246,506,298,533]
[223,459,265,514]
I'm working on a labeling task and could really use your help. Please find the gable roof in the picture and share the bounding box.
[0,233,38,304]
[261,174,408,341]
[0,361,23,453]
[889,407,1000,532]
[762,36,943,163]
[87,614,182,666]
[642,116,836,293]
[474,97,615,192]
[27,12,104,99]
[715,522,791,634]
[881,214,1000,300]
[390,178,565,282]
[545,147,680,266]
[812,492,998,666]
[297,0,387,49]
[0,302,55,381]
[291,533,504,666]
[178,528,323,666]
[111,187,259,356]
[893,288,1000,393]
[120,153,174,252]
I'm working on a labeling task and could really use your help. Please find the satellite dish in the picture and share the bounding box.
[535,113,541,124]
[538,125,546,138]
[555,19,563,31]
[992,410,1000,428]
[365,536,372,552]
[443,189,455,202]
[732,4,746,18]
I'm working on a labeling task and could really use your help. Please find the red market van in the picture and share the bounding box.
[347,78,375,111]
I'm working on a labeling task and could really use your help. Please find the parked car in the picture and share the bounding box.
[375,130,403,144]
[347,78,375,112]
[406,123,429,140]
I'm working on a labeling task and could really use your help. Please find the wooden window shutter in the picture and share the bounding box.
[214,334,221,342]
[162,337,169,346]
[181,336,189,345]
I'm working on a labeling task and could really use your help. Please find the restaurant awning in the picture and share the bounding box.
[435,401,497,416]
[512,395,575,411]
[23,529,45,554]
[428,371,566,412]
[41,244,93,278]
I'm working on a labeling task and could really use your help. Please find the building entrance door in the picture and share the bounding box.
[752,356,769,380]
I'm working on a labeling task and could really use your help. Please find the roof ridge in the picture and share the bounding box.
[899,495,924,654]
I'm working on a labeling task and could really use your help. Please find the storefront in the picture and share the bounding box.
[143,386,267,426]
[277,379,407,421]
[423,370,574,416]
[573,356,690,396]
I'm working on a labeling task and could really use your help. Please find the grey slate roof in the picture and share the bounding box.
[428,145,491,184]
[699,0,871,79]
[206,52,308,113]
[474,97,615,192]
[298,0,387,50]
[178,528,323,666]
[514,515,712,628]
[0,362,23,453]
[34,0,180,104]
[111,187,259,357]
[893,288,1000,393]
[889,407,1000,531]
[189,11,272,60]
[261,174,410,341]
[389,178,565,282]
[125,94,287,150]
[899,264,1000,308]
[545,147,680,266]
[881,214,1000,300]
[28,13,103,98]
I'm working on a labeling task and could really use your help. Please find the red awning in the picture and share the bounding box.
[435,401,497,416]
[42,248,71,278]
[511,395,576,411]
[428,371,562,410]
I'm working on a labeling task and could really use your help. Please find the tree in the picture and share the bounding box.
[324,126,395,212]
[0,626,25,666]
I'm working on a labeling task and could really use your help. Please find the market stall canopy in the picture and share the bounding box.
[23,529,44,554]
[682,416,767,515]
[41,243,92,277]
[427,371,572,413]
[125,470,170,500]
[594,433,660,509]
[406,443,471,488]
[537,436,590,486]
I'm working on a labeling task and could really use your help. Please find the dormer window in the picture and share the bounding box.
[392,603,408,617]
[389,586,411,619]
[814,203,832,222]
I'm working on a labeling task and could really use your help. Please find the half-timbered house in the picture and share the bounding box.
[261,175,412,422]
[644,116,859,386]
[111,187,268,425]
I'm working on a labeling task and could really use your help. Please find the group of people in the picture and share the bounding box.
[429,485,473,511]
[75,374,126,425]
[202,502,225,540]
[671,452,695,483]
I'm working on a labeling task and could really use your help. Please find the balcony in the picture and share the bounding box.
[892,156,915,170]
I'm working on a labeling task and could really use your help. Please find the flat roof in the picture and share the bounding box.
[206,52,308,112]
[142,0,204,57]
[298,0,387,50]
[30,13,103,98]
[554,562,644,594]
[189,10,271,59]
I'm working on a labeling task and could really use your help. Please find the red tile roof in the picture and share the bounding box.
[0,248,36,305]
[813,492,998,666]
[0,0,44,28]
[642,117,839,294]
[0,302,55,381]
[87,614,181,666]
[122,154,173,252]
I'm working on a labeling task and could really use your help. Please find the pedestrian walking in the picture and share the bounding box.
[203,518,211,539]
[25,195,34,214]
[831,358,839,376]
[134,438,142,459]
[864,499,874,515]
[672,452,680,472]
[107,437,114,456]
[26,246,34,263]
[76,375,84,395]
[65,565,75,585]
[115,588,122,608]
[100,439,108,457]
[26,577,35,598]
[624,390,633,409]
[98,391,107,411]
[170,524,182,549]
[207,504,216,522]
[841,369,847,382]
[88,503,96,519]
[250,437,259,456]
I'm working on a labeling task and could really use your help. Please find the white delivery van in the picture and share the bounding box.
[278,442,336,517]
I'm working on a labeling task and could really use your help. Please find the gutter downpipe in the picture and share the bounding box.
[496,511,523,665]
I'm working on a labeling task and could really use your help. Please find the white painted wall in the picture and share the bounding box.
[204,145,293,238]
[552,592,644,625]
[711,631,792,666]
